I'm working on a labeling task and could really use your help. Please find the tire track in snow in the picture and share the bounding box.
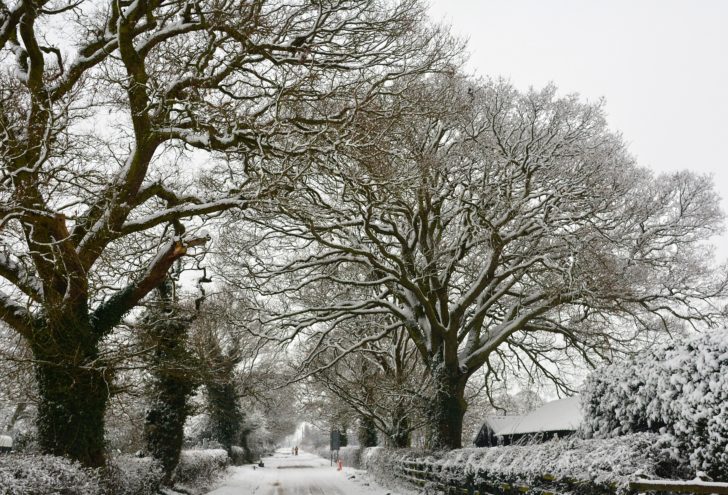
[205,449,400,495]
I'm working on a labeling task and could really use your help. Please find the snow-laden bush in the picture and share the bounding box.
[363,434,677,493]
[229,445,249,465]
[582,330,728,480]
[0,451,226,494]
[314,446,362,469]
[172,448,229,487]
[0,454,102,494]
[104,455,164,495]
[360,447,403,489]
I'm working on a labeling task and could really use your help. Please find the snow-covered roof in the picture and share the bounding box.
[0,435,12,448]
[485,396,583,436]
[483,415,522,435]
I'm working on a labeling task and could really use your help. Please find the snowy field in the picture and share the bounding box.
[205,449,408,495]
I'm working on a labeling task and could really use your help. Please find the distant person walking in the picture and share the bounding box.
[294,446,299,456]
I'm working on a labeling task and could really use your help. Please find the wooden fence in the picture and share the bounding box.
[393,459,728,495]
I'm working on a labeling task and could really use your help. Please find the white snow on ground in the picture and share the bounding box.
[206,449,409,495]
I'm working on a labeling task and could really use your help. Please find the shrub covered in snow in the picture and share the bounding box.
[314,446,362,469]
[582,330,728,480]
[363,434,678,494]
[360,447,404,489]
[0,454,102,494]
[172,448,229,487]
[229,445,249,465]
[104,455,164,495]
[0,450,227,494]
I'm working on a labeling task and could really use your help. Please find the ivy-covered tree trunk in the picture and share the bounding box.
[426,360,467,450]
[389,405,411,448]
[145,378,194,484]
[142,279,197,484]
[207,381,245,459]
[357,415,378,447]
[31,319,110,468]
[390,424,410,448]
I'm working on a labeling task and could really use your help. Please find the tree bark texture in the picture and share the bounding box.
[426,360,467,450]
[143,288,197,484]
[207,382,244,456]
[388,404,411,448]
[32,319,110,468]
[358,415,378,447]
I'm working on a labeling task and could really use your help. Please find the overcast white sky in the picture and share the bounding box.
[428,0,728,259]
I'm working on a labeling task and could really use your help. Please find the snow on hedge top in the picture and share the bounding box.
[364,433,677,492]
[582,329,728,480]
[0,454,102,495]
[446,434,666,487]
[486,396,583,435]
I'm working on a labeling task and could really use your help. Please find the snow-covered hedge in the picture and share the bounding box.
[172,448,229,487]
[582,330,728,480]
[229,445,249,465]
[0,450,229,494]
[363,434,677,494]
[105,455,164,495]
[0,454,102,494]
[314,446,362,469]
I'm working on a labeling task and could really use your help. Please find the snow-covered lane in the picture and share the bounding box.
[206,449,404,495]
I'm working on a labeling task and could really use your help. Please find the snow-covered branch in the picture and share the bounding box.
[90,233,210,337]
[0,290,32,338]
[224,76,727,448]
[0,254,42,301]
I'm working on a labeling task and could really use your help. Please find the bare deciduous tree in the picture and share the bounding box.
[242,76,727,449]
[0,0,453,465]
[305,323,428,448]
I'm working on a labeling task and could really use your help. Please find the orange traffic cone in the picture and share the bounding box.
[337,459,343,471]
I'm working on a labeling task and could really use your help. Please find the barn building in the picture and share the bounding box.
[474,396,583,447]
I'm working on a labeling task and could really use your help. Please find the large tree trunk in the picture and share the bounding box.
[145,383,192,484]
[32,321,109,468]
[426,362,467,450]
[207,381,244,455]
[357,415,378,447]
[144,335,195,482]
[143,280,197,484]
[388,405,411,448]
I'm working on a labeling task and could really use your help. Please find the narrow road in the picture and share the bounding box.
[206,449,403,495]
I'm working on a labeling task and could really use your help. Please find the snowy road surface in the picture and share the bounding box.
[206,449,405,495]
